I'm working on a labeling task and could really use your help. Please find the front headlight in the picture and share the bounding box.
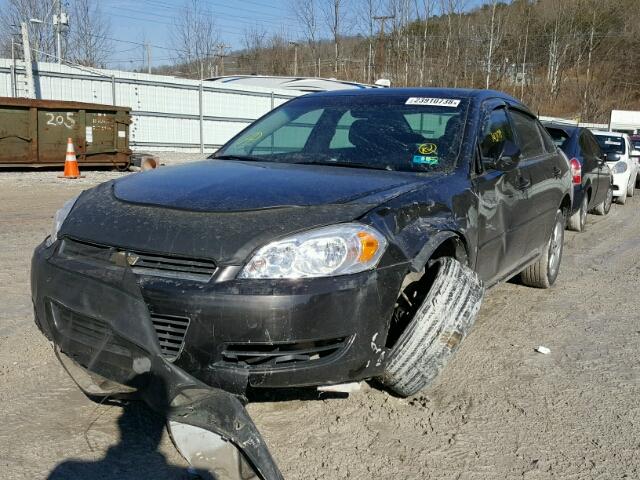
[45,195,79,247]
[239,223,388,279]
[613,161,628,174]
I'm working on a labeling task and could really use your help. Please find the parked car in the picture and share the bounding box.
[629,134,640,187]
[592,131,638,205]
[31,88,572,411]
[543,123,614,229]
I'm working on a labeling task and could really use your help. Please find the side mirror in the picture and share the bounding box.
[493,140,521,171]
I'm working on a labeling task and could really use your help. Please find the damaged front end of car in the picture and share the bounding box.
[31,240,283,480]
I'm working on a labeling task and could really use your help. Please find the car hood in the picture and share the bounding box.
[61,160,430,264]
[113,160,421,212]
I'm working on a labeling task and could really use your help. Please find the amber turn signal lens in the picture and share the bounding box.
[357,231,379,262]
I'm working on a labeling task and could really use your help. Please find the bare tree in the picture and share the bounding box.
[291,0,320,69]
[68,0,111,67]
[321,0,345,74]
[242,24,267,74]
[484,0,498,89]
[0,0,57,61]
[171,0,218,72]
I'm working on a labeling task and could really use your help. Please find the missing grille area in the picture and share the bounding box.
[222,337,348,367]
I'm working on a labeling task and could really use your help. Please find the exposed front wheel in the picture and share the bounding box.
[520,209,565,289]
[567,195,587,232]
[627,176,635,197]
[379,257,485,398]
[593,183,613,215]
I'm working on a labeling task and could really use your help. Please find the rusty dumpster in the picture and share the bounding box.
[0,97,131,167]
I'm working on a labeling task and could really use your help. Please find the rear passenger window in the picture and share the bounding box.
[579,133,595,158]
[509,109,546,158]
[587,134,603,158]
[479,107,514,170]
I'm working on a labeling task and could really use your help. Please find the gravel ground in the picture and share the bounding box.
[0,167,638,479]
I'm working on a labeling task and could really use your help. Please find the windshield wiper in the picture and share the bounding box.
[292,160,390,171]
[211,154,265,162]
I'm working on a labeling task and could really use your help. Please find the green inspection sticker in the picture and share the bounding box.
[412,155,439,165]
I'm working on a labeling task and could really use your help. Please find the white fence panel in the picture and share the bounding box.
[0,59,298,152]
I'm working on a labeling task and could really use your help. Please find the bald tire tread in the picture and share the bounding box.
[593,184,613,215]
[380,257,484,398]
[520,209,564,289]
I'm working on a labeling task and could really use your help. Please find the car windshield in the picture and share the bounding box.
[594,134,626,155]
[214,94,470,172]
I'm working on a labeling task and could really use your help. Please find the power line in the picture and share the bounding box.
[104,5,304,38]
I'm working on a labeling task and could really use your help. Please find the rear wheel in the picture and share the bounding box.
[627,175,635,197]
[567,195,588,232]
[379,257,484,398]
[520,209,564,289]
[593,183,613,215]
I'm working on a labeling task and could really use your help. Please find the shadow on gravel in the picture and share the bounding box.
[46,399,213,480]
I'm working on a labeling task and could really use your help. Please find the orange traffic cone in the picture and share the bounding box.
[59,138,84,179]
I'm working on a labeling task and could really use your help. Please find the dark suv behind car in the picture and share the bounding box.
[32,88,572,408]
[543,123,614,229]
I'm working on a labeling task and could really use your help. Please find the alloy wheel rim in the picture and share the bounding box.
[548,219,562,276]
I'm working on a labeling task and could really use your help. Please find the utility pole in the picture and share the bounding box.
[10,36,16,97]
[21,22,35,98]
[145,43,152,74]
[199,61,204,154]
[373,15,394,78]
[52,0,64,63]
[289,41,299,76]
[216,44,231,76]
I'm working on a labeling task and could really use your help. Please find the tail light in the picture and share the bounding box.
[570,158,581,185]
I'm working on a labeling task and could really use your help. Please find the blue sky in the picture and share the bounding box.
[107,0,323,69]
[1,0,487,69]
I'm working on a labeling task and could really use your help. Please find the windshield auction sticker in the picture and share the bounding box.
[405,97,461,107]
[418,143,438,155]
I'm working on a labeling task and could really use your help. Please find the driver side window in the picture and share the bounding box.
[479,107,514,171]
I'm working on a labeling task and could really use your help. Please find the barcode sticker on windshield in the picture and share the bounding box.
[405,97,461,107]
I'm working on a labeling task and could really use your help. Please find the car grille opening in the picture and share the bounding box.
[60,238,217,282]
[129,252,216,282]
[149,312,190,361]
[49,301,134,358]
[221,337,348,368]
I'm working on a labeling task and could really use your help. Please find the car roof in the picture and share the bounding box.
[543,122,580,136]
[307,87,526,108]
[592,130,624,137]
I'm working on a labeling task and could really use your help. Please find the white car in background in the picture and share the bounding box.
[593,131,638,205]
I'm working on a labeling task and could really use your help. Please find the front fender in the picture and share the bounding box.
[409,230,468,272]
